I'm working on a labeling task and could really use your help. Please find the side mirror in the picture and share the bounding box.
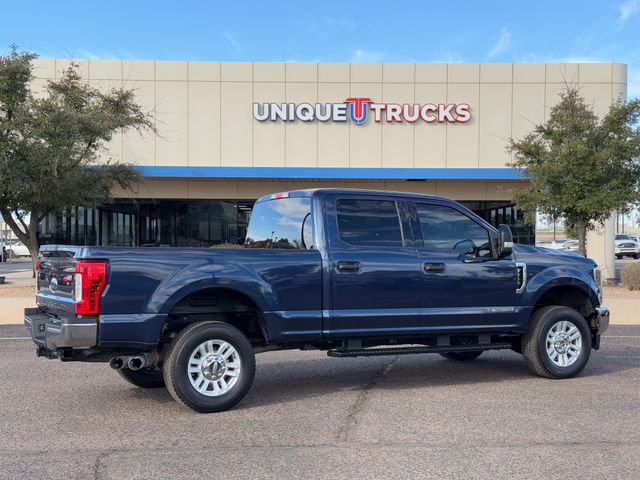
[497,224,514,258]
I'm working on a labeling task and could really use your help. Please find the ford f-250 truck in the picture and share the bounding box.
[25,188,610,413]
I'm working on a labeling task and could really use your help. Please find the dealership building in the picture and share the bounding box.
[30,59,626,274]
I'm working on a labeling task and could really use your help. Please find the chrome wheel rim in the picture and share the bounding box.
[188,340,241,396]
[545,320,582,367]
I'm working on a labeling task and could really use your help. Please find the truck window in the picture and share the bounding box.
[416,203,493,258]
[245,197,313,249]
[336,199,403,247]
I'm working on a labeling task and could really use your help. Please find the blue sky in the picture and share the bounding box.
[2,0,639,97]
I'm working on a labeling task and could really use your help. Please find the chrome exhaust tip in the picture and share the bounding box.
[109,357,124,369]
[127,356,145,371]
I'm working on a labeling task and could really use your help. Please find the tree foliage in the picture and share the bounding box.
[509,88,640,256]
[0,47,153,272]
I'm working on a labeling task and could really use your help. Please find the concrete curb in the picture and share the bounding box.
[604,298,639,325]
[0,297,35,325]
[1,296,638,325]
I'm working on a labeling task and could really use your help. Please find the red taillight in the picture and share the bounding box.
[74,260,107,316]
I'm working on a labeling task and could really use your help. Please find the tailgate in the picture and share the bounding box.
[37,246,80,317]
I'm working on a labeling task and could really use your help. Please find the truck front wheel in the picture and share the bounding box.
[163,321,256,413]
[522,306,591,379]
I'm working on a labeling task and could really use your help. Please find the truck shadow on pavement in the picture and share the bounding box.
[120,349,635,412]
[239,351,633,410]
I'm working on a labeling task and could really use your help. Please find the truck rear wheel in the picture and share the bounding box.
[117,368,165,389]
[522,305,591,379]
[163,321,256,413]
[439,351,483,361]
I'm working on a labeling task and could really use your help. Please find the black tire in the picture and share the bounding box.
[522,305,591,379]
[616,255,623,259]
[117,367,165,389]
[163,321,256,413]
[634,253,640,259]
[440,351,483,361]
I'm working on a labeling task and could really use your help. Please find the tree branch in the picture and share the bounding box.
[14,210,29,233]
[0,207,29,244]
[36,208,52,224]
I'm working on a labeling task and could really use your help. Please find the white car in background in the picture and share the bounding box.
[615,234,640,259]
[8,241,30,258]
[560,239,580,253]
[535,240,567,250]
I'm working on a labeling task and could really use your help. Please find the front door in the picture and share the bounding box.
[325,196,420,337]
[411,201,519,333]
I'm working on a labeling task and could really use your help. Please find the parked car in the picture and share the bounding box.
[614,234,640,259]
[8,241,30,258]
[25,189,609,413]
[560,239,580,253]
[536,240,567,250]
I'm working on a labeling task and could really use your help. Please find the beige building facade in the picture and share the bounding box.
[32,59,626,274]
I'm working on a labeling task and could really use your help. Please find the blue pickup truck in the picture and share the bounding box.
[26,188,609,413]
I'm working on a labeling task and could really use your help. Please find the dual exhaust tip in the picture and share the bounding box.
[109,355,146,371]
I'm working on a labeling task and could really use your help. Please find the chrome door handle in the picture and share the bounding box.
[423,262,445,273]
[336,261,361,273]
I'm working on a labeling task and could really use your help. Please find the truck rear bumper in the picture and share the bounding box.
[24,308,97,351]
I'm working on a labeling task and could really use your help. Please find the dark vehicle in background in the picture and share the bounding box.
[26,189,609,413]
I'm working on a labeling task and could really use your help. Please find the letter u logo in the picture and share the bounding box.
[345,97,372,125]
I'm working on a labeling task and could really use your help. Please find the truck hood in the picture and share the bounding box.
[512,244,596,268]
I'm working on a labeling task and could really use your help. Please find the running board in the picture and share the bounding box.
[327,342,513,358]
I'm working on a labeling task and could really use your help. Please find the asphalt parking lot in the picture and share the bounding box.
[0,258,32,274]
[1,325,639,480]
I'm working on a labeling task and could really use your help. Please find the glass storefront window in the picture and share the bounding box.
[37,197,535,248]
[38,200,255,248]
[460,201,535,245]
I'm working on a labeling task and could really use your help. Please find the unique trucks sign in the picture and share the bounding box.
[253,97,470,125]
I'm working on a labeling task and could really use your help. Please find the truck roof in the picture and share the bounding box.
[255,188,449,204]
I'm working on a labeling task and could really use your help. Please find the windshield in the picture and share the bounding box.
[245,197,313,249]
[616,235,631,240]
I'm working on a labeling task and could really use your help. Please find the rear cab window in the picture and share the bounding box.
[245,197,313,249]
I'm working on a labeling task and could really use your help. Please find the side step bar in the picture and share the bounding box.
[327,342,513,358]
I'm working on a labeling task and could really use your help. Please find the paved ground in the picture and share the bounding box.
[0,258,32,275]
[1,325,639,479]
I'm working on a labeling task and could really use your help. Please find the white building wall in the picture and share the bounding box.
[30,60,626,171]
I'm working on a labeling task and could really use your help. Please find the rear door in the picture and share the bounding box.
[410,201,519,332]
[325,195,420,337]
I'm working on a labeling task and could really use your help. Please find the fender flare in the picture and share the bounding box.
[523,265,600,311]
[146,262,278,336]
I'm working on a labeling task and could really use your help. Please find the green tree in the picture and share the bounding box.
[509,88,640,256]
[0,47,152,274]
